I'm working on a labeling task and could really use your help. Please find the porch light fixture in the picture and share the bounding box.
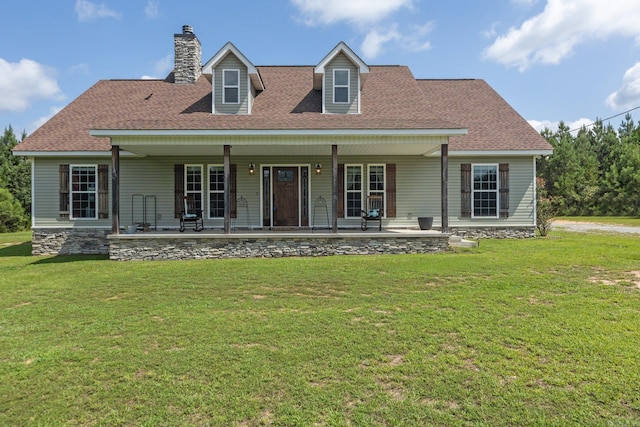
[315,163,322,174]
[248,163,255,174]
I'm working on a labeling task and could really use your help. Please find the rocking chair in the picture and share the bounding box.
[179,195,204,232]
[361,195,383,231]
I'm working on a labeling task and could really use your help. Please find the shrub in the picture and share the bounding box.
[536,178,555,237]
[0,188,28,232]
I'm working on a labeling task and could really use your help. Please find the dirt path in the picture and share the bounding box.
[552,220,640,235]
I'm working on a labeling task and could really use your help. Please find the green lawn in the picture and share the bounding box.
[1,232,639,426]
[558,216,640,226]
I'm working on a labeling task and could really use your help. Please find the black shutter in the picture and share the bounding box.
[59,164,69,219]
[174,164,184,218]
[385,163,396,218]
[230,164,237,218]
[98,164,109,219]
[337,163,344,218]
[461,163,471,218]
[499,163,509,218]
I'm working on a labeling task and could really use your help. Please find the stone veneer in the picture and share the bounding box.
[32,228,111,256]
[108,233,450,261]
[450,227,536,239]
[173,25,201,84]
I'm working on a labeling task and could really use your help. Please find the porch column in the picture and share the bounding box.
[111,145,120,234]
[441,143,449,233]
[224,144,231,234]
[331,144,338,233]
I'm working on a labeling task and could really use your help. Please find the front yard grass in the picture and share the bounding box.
[1,231,639,426]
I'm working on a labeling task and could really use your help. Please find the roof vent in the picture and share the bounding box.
[182,25,194,34]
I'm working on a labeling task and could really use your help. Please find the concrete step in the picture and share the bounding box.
[449,236,478,248]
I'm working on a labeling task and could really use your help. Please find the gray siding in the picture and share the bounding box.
[324,52,359,114]
[448,157,535,227]
[213,54,250,114]
[33,154,536,231]
[33,157,112,229]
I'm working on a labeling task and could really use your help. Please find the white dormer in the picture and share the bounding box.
[314,42,369,114]
[202,42,264,114]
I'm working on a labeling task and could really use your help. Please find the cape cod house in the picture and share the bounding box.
[14,26,552,260]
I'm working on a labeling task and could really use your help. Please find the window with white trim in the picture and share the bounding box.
[70,165,97,219]
[368,164,385,215]
[472,164,498,218]
[223,69,240,104]
[345,165,362,217]
[334,69,349,103]
[185,165,203,213]
[208,165,224,218]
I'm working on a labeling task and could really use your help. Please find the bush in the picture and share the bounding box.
[0,188,28,232]
[536,178,555,237]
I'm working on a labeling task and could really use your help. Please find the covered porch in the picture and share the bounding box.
[101,130,460,237]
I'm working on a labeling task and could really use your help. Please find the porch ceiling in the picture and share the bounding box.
[117,142,444,157]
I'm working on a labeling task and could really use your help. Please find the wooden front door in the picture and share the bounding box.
[273,167,298,227]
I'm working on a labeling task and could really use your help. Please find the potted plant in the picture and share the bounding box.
[417,216,433,230]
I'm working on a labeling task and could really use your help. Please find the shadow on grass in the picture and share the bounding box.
[0,241,109,263]
[0,242,32,257]
[31,254,109,265]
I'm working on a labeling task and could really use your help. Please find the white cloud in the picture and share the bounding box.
[291,0,413,27]
[528,117,593,134]
[362,23,432,60]
[145,0,159,19]
[141,53,173,80]
[31,106,64,132]
[482,22,499,40]
[484,0,640,71]
[362,27,401,59]
[0,58,64,112]
[511,0,538,7]
[75,0,122,22]
[68,63,90,74]
[606,61,640,110]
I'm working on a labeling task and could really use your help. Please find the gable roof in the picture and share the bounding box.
[313,41,369,90]
[202,41,264,91]
[418,79,552,152]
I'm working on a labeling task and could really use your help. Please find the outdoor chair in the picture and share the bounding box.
[179,195,204,232]
[361,195,383,231]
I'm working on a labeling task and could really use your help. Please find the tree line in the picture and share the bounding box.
[537,114,640,217]
[0,126,30,232]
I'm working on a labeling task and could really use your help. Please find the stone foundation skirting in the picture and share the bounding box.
[450,226,535,239]
[108,233,450,261]
[32,228,111,256]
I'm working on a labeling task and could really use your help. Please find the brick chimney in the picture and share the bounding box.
[173,25,202,84]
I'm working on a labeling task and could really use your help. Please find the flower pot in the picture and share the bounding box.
[126,224,137,234]
[417,216,433,230]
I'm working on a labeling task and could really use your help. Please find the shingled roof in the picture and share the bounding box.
[418,79,551,152]
[15,65,551,154]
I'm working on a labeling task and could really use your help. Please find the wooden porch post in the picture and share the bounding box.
[441,143,449,233]
[331,144,338,233]
[111,145,120,234]
[224,144,231,234]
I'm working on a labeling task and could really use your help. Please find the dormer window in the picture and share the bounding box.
[223,69,240,104]
[314,42,369,114]
[334,69,350,104]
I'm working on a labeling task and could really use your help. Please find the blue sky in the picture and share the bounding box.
[2,0,640,136]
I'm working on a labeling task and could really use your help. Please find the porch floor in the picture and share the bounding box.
[113,227,445,239]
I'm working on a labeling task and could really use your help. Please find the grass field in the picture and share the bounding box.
[1,231,639,426]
